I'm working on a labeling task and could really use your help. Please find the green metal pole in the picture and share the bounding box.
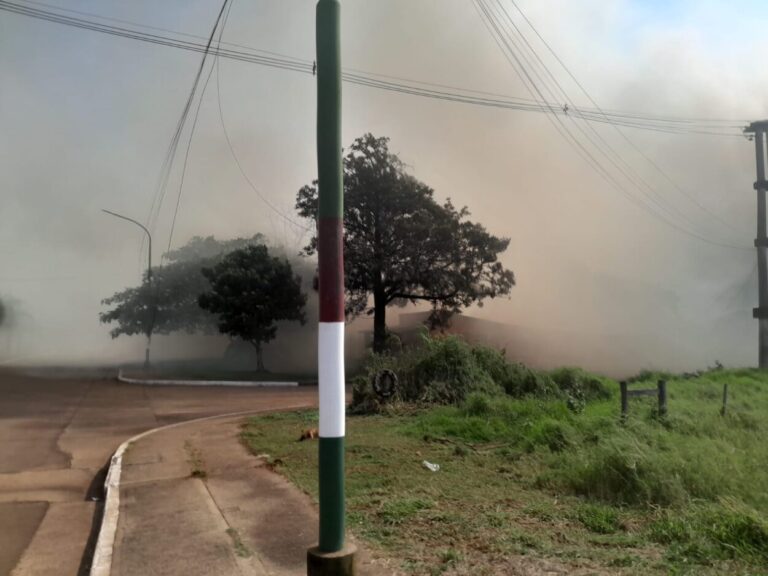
[316,0,345,554]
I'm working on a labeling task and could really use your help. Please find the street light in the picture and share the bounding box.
[102,209,154,369]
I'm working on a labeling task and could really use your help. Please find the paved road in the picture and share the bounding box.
[0,369,317,576]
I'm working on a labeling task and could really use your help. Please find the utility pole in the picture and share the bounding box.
[307,1,356,575]
[745,121,768,369]
[102,209,154,370]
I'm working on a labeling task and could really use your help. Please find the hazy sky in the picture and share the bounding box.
[2,0,768,370]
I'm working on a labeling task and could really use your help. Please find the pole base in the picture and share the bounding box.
[307,544,357,576]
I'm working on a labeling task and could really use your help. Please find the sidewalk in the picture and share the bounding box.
[109,414,392,576]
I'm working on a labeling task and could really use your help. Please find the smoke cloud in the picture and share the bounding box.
[1,0,766,376]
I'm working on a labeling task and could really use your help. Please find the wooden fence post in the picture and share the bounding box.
[657,380,668,417]
[620,381,628,420]
[721,383,729,416]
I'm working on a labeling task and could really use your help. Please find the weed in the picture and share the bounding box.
[378,497,433,525]
[439,547,462,565]
[574,503,621,534]
[225,527,252,558]
[184,441,207,479]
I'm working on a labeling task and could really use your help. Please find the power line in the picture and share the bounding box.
[487,0,715,236]
[212,0,312,236]
[474,0,749,251]
[213,9,312,234]
[479,0,748,250]
[1,0,751,251]
[164,0,230,255]
[504,0,743,236]
[12,0,310,66]
[143,0,230,261]
[0,0,748,137]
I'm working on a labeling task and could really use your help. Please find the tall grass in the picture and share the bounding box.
[245,365,768,572]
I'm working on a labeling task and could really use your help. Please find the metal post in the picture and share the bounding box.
[309,1,355,574]
[657,380,667,417]
[745,122,768,368]
[721,383,729,416]
[102,209,154,369]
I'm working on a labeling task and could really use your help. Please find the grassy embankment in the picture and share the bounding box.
[242,337,768,575]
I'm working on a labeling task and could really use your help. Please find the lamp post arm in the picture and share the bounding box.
[101,209,152,280]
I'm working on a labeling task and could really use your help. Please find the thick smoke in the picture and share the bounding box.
[1,0,765,375]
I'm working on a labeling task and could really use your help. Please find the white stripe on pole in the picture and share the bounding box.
[318,322,345,438]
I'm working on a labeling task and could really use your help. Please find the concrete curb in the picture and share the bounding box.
[89,404,312,576]
[117,369,299,387]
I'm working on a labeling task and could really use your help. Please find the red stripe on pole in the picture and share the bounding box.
[318,217,345,322]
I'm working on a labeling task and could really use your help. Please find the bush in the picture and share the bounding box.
[526,418,573,452]
[504,363,560,398]
[350,332,613,415]
[574,503,621,534]
[549,367,612,412]
[351,334,502,414]
[404,335,500,404]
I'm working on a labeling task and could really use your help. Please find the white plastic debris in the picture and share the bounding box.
[422,460,440,472]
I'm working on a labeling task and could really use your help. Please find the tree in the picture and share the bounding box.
[198,245,306,371]
[100,234,264,339]
[296,133,515,353]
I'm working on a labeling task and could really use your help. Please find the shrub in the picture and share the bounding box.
[526,418,573,452]
[464,392,494,417]
[574,503,621,534]
[502,363,559,398]
[549,367,612,412]
[350,332,613,415]
[404,335,500,404]
[350,334,502,414]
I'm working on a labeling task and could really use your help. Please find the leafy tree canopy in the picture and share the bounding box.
[99,234,264,339]
[296,133,515,352]
[165,234,265,263]
[198,245,306,370]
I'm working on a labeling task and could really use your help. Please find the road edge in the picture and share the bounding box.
[117,369,299,387]
[89,404,312,576]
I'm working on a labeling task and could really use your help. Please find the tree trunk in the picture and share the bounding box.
[373,291,387,354]
[253,341,266,372]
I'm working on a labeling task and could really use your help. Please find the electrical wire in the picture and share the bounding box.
[0,0,748,137]
[0,0,752,252]
[474,0,750,251]
[150,0,229,260]
[504,0,743,236]
[487,0,714,235]
[212,4,312,235]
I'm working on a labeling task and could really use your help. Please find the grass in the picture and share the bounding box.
[242,368,768,575]
[123,358,316,383]
[225,527,252,558]
[184,440,207,479]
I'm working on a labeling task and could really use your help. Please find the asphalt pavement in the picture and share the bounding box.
[0,369,317,576]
